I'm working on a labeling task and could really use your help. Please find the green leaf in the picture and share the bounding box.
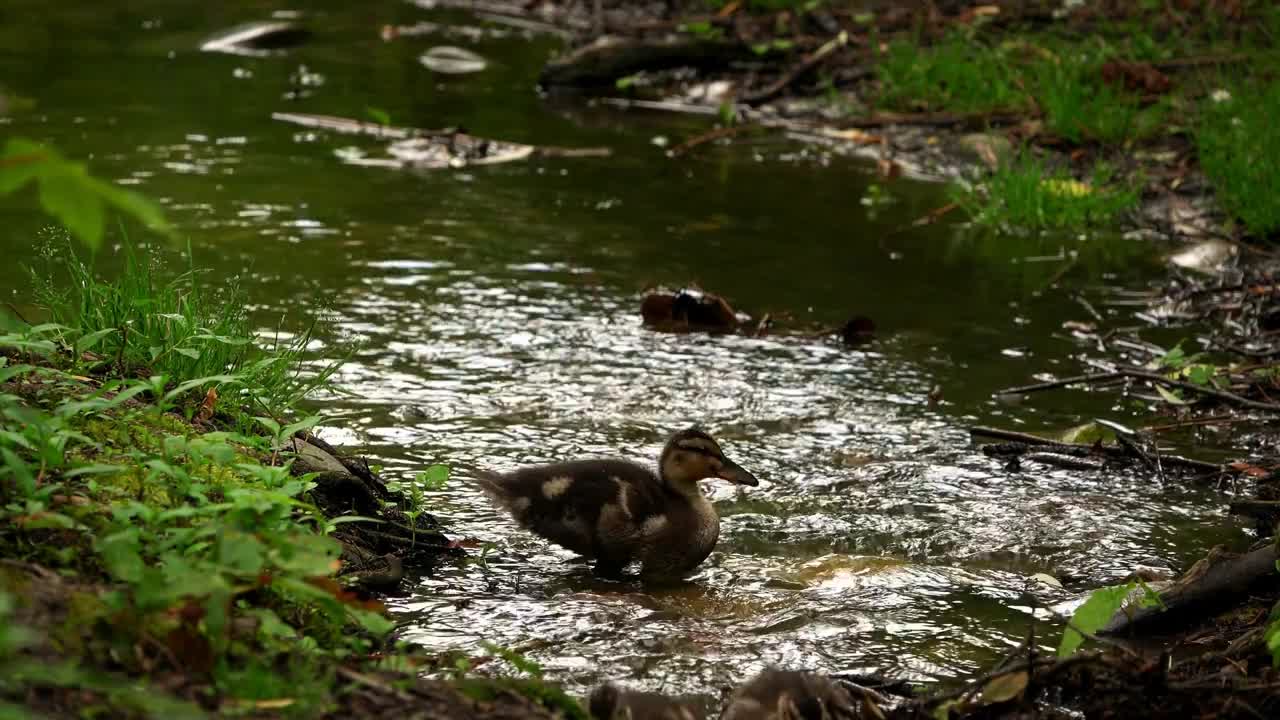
[1157,343,1187,369]
[0,364,37,383]
[98,529,145,583]
[366,107,392,126]
[173,347,201,360]
[1058,583,1135,657]
[1185,364,1215,386]
[255,416,282,436]
[0,447,35,497]
[281,415,322,440]
[480,641,544,677]
[38,170,106,250]
[0,138,48,194]
[417,464,450,491]
[64,463,129,478]
[74,328,117,353]
[1154,384,1190,405]
[217,531,265,575]
[83,175,170,235]
[351,607,395,636]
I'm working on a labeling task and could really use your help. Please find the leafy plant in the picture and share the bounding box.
[1059,581,1163,656]
[0,138,170,249]
[876,33,1024,114]
[1196,80,1280,235]
[953,154,1139,230]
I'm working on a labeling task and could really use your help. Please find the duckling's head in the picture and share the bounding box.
[659,428,759,490]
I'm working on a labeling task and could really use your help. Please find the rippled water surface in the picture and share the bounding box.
[0,0,1248,700]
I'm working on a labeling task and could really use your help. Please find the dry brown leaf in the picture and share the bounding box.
[195,386,218,424]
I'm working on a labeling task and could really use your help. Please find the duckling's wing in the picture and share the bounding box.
[471,460,667,560]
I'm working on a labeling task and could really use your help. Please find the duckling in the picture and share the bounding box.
[720,669,858,720]
[472,428,758,578]
[589,681,708,720]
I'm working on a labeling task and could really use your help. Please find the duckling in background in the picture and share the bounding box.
[589,682,708,720]
[472,428,758,579]
[721,669,858,720]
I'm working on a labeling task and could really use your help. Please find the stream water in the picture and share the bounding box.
[0,0,1250,703]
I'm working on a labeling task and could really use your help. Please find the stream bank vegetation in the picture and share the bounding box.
[0,237,576,718]
[500,0,1280,244]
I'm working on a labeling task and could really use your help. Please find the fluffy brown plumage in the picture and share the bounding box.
[720,670,858,720]
[588,682,708,720]
[472,428,758,578]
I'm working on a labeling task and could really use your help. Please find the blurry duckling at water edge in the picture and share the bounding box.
[589,682,708,720]
[472,428,758,579]
[721,669,859,720]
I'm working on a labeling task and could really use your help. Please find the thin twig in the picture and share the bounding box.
[997,371,1125,396]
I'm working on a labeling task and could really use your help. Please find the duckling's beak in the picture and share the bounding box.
[716,458,759,486]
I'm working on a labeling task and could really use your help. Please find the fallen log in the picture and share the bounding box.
[1101,544,1280,634]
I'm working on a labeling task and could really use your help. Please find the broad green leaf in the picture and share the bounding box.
[84,175,170,235]
[217,531,265,575]
[0,447,35,497]
[74,328,116,353]
[1058,583,1135,656]
[38,170,105,249]
[0,138,48,193]
[1154,385,1190,405]
[64,463,129,478]
[351,607,395,636]
[173,347,201,360]
[281,415,322,440]
[0,364,36,383]
[255,416,282,436]
[98,529,144,583]
[417,463,450,491]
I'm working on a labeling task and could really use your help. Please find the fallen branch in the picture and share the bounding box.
[997,371,1125,396]
[838,109,1030,130]
[968,426,1227,475]
[667,125,759,158]
[540,36,754,88]
[996,367,1280,414]
[1101,544,1280,634]
[741,31,851,106]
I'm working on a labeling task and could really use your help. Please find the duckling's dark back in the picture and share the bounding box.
[474,458,670,560]
[721,670,857,720]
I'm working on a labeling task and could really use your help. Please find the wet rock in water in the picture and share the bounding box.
[640,288,741,332]
[588,682,708,720]
[840,316,875,346]
[419,46,488,74]
[200,21,311,55]
[721,669,858,720]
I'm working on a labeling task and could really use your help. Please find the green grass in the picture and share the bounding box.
[29,239,341,430]
[953,153,1140,231]
[0,244,402,717]
[876,33,1026,114]
[1032,56,1168,145]
[1195,80,1280,236]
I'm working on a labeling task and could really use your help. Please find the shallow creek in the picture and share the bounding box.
[0,0,1248,701]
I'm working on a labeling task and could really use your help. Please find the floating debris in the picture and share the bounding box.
[200,21,311,56]
[419,46,488,74]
